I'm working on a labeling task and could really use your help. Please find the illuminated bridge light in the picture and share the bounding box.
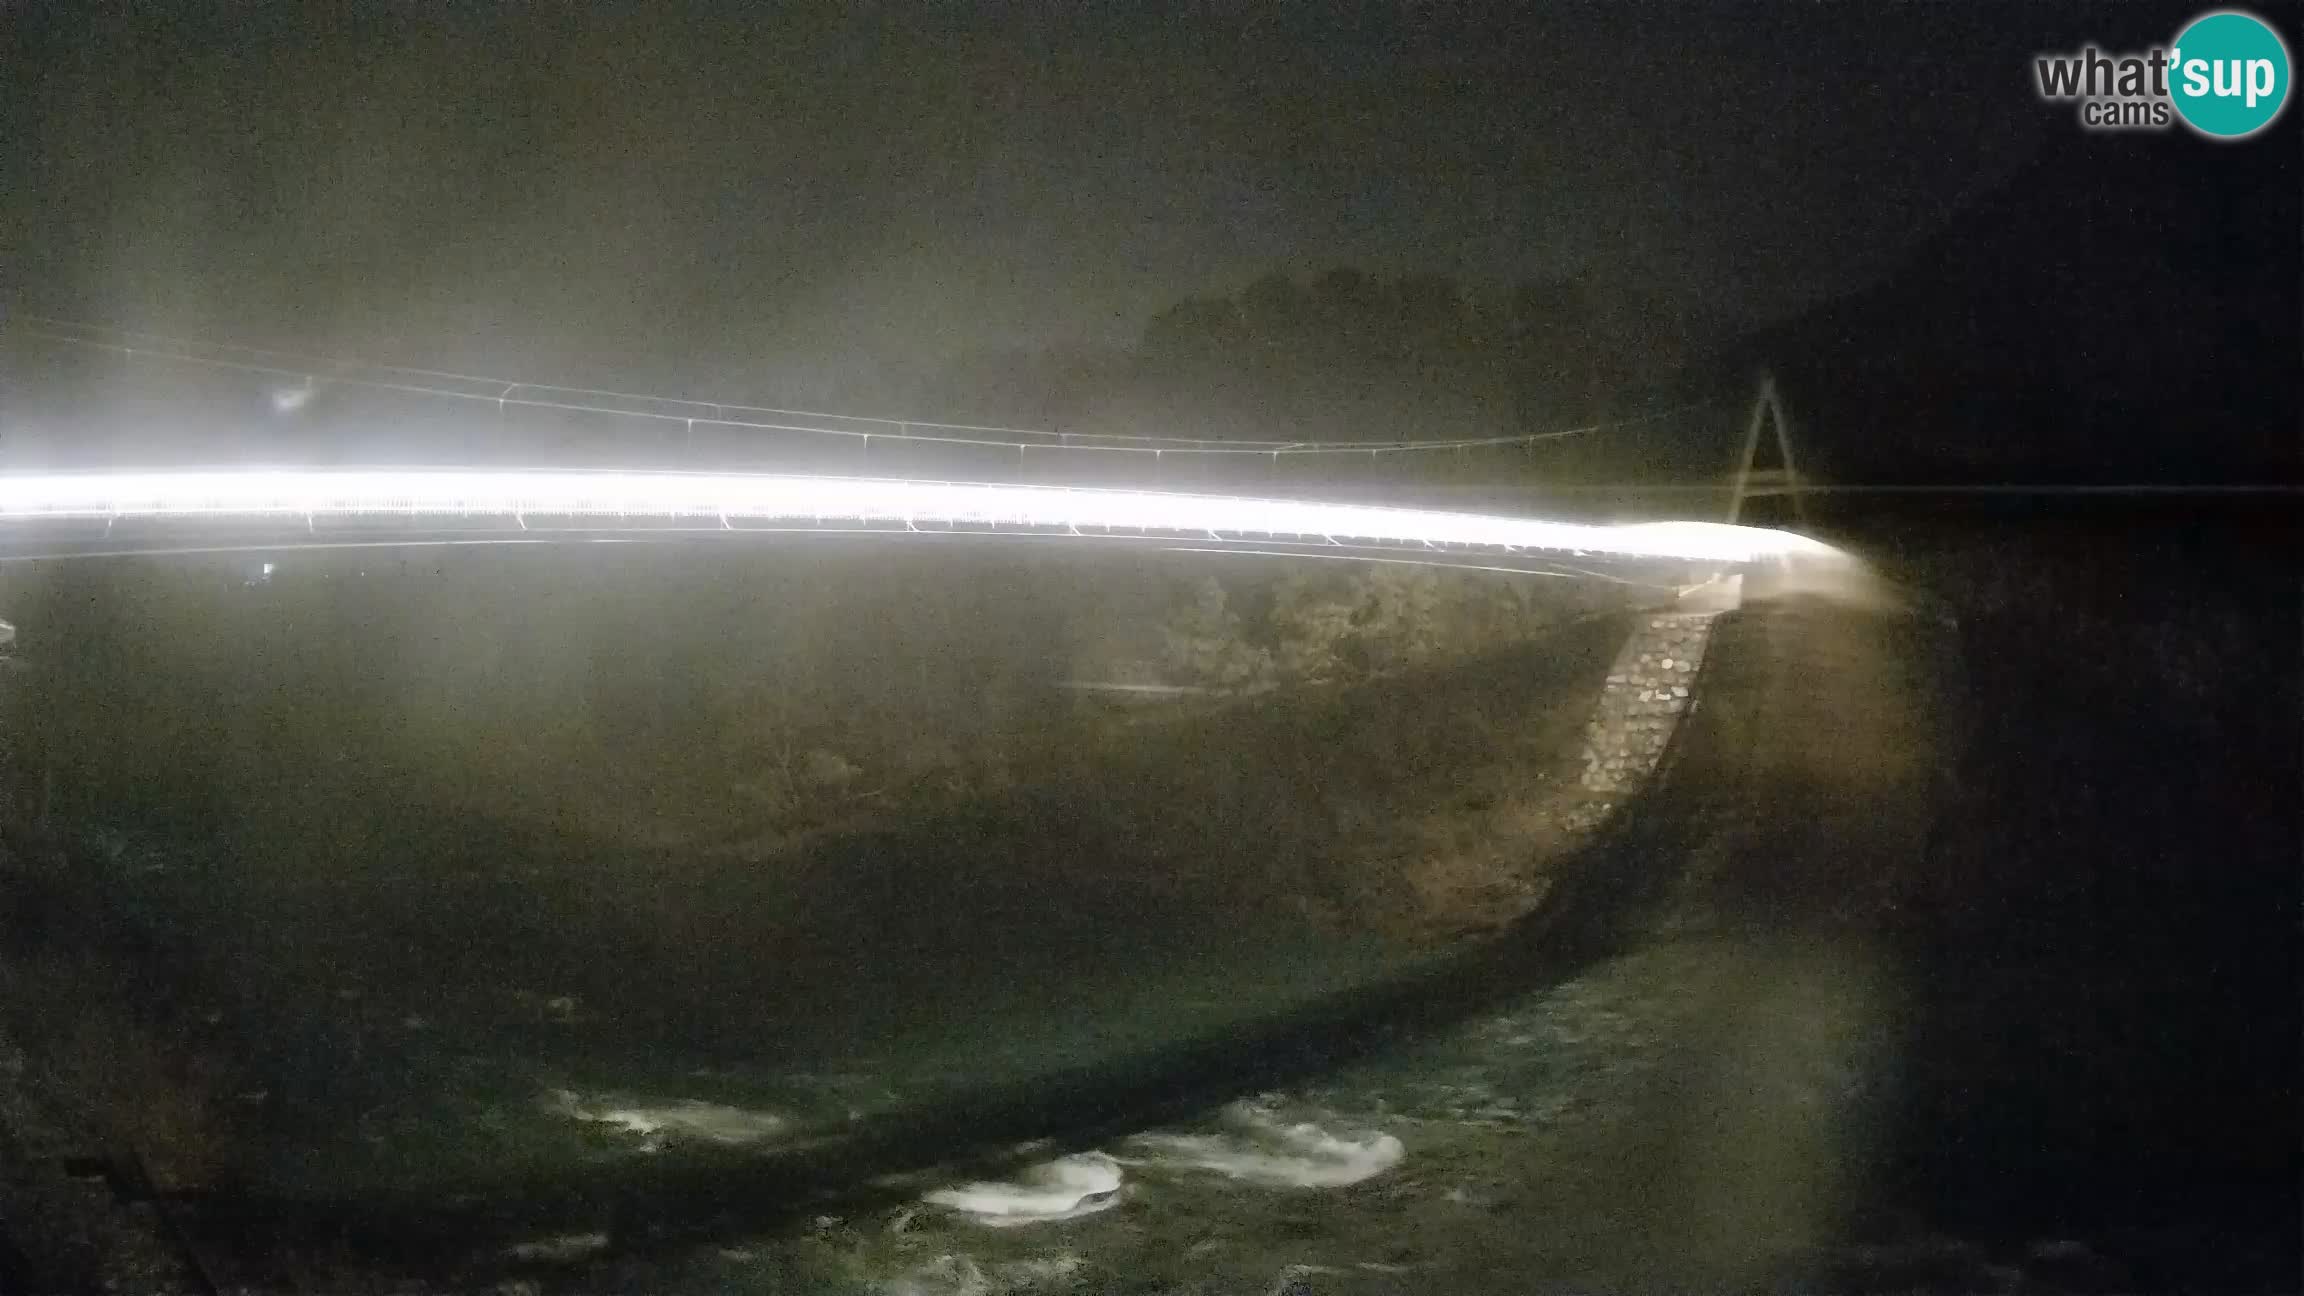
[0,469,1844,567]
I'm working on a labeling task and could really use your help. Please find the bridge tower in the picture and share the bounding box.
[1726,372,1807,528]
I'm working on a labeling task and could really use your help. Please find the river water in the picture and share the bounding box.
[492,932,1903,1295]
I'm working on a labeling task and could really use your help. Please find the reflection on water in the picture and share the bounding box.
[541,1089,789,1150]
[923,1153,1127,1228]
[1120,1104,1405,1190]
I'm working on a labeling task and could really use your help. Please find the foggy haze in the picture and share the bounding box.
[4,4,2080,398]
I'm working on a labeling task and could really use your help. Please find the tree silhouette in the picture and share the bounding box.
[877,264,1690,461]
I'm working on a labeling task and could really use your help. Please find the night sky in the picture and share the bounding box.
[4,2,2201,393]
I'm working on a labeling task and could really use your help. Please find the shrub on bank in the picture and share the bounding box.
[1161,563,1615,692]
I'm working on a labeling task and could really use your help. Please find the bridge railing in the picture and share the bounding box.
[1,317,1754,526]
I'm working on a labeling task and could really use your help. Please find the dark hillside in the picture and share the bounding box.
[1736,130,2298,486]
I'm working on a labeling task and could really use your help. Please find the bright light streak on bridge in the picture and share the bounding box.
[0,469,1844,566]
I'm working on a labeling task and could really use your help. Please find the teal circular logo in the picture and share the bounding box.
[2170,10,2291,138]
